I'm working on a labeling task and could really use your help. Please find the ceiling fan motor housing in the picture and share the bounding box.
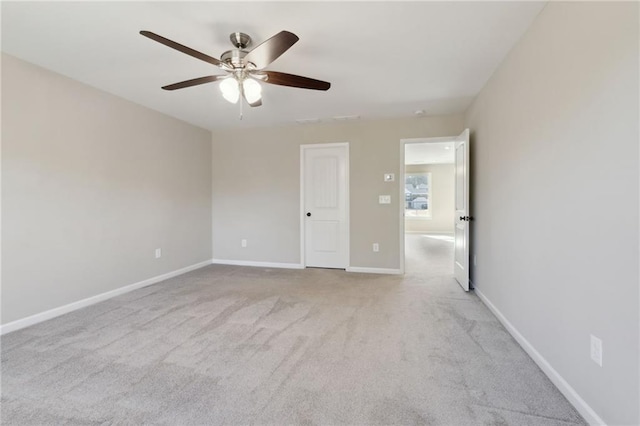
[220,48,249,68]
[221,32,254,68]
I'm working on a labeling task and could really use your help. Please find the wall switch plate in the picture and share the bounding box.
[373,243,379,252]
[379,195,391,204]
[384,173,395,182]
[241,239,247,248]
[474,255,477,266]
[590,334,603,367]
[155,248,162,259]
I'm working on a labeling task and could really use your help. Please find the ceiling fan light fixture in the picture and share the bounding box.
[220,77,240,104]
[242,78,262,104]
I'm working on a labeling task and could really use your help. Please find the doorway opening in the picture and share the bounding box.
[400,137,456,278]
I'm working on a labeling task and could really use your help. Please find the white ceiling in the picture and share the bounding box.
[405,142,455,165]
[1,1,545,130]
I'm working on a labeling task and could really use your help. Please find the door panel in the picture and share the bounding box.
[303,145,348,268]
[454,129,470,291]
[311,221,339,252]
[312,157,339,208]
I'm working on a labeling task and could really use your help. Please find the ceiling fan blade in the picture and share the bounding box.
[244,31,299,69]
[262,71,330,91]
[140,31,222,67]
[162,75,226,91]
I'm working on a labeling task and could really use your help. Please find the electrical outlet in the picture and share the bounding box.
[373,243,380,252]
[590,335,603,367]
[379,195,391,204]
[155,248,162,259]
[241,239,247,248]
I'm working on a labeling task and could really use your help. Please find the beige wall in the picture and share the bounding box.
[212,115,464,269]
[405,164,454,234]
[1,54,213,325]
[464,2,639,424]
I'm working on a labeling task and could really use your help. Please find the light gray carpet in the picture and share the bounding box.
[1,235,584,425]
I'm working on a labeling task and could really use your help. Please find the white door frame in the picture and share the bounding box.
[300,142,350,268]
[399,136,458,274]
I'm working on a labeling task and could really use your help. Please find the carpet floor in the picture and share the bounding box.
[1,235,585,425]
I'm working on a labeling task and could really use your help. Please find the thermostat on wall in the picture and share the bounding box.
[384,173,395,182]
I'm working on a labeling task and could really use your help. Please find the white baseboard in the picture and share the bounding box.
[210,259,304,269]
[211,260,403,276]
[475,288,605,426]
[0,259,212,336]
[346,266,403,275]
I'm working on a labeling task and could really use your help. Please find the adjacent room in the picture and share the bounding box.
[2,2,638,425]
[403,140,456,279]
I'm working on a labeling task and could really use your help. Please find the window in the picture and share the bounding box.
[405,172,431,218]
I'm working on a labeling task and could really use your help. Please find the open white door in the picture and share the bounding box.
[302,144,349,269]
[454,129,471,291]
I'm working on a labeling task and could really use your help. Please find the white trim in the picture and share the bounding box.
[0,259,212,335]
[402,136,458,145]
[211,259,304,269]
[346,266,402,275]
[399,140,406,274]
[345,145,351,270]
[300,145,306,267]
[475,288,605,426]
[300,142,350,270]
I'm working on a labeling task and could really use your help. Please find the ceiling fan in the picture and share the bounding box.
[140,30,331,108]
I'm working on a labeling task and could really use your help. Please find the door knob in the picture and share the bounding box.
[306,212,311,217]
